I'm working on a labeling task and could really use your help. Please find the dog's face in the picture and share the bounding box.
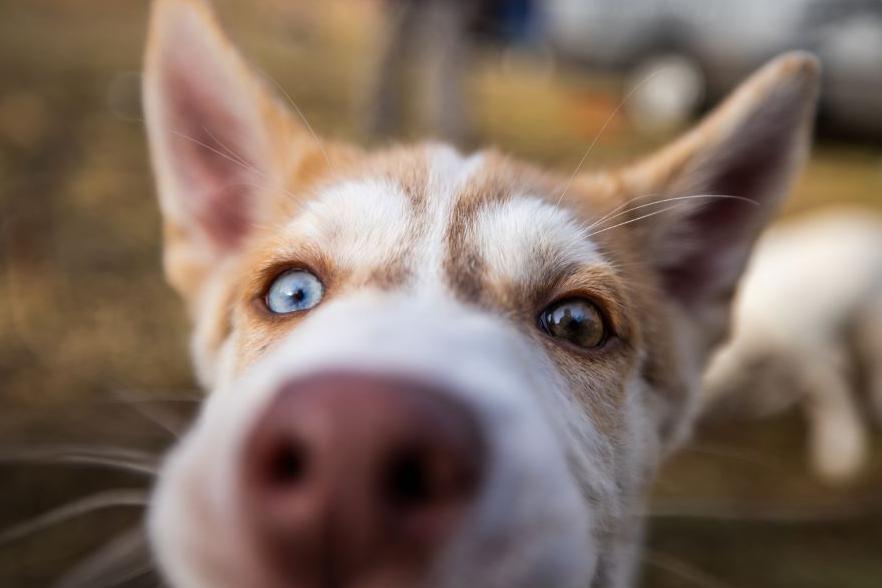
[143,1,818,587]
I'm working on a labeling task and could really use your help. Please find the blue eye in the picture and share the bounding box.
[265,269,324,314]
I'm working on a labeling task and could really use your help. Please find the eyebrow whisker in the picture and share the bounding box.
[54,526,153,588]
[0,489,148,546]
[586,193,758,234]
[0,445,159,476]
[555,70,662,206]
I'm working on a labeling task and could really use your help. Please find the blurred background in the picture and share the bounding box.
[0,0,881,586]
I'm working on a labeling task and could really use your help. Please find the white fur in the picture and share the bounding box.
[733,210,882,346]
[151,292,597,588]
[416,146,486,292]
[474,196,601,285]
[286,178,412,271]
[704,208,882,482]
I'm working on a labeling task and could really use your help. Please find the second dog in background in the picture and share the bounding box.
[704,208,882,483]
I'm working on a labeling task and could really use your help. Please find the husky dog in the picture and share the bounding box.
[142,0,819,586]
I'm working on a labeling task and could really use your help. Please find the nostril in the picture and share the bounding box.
[263,437,309,488]
[382,443,480,513]
[383,447,434,509]
[242,373,488,586]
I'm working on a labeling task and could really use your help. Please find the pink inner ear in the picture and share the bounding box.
[158,43,261,252]
[660,87,804,305]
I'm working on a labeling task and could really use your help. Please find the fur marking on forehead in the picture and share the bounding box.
[290,178,412,271]
[473,196,601,285]
[278,146,603,301]
[415,146,487,291]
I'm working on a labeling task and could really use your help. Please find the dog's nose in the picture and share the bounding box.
[242,370,485,586]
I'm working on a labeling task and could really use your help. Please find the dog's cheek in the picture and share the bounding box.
[188,278,236,389]
[187,273,290,390]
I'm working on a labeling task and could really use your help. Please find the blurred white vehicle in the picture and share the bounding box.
[542,0,882,134]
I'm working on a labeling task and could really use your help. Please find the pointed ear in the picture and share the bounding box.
[144,0,300,297]
[621,52,819,348]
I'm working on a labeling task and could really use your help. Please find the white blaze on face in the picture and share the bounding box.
[473,196,601,284]
[415,146,486,292]
[285,178,412,272]
[278,146,489,292]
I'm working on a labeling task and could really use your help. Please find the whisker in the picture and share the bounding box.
[93,563,154,588]
[99,395,202,404]
[124,105,279,195]
[582,192,757,239]
[645,500,882,523]
[0,489,148,545]
[168,129,306,205]
[166,129,261,178]
[120,102,265,182]
[127,101,317,204]
[114,391,187,439]
[200,125,256,169]
[643,549,734,588]
[586,193,758,233]
[54,526,150,588]
[44,456,156,476]
[684,443,785,472]
[0,445,159,476]
[0,444,159,463]
[585,202,689,238]
[555,70,662,206]
[582,191,666,233]
[255,66,333,169]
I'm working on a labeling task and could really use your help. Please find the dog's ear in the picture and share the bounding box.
[144,0,305,299]
[620,52,819,350]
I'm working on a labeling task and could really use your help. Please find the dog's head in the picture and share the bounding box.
[143,1,818,586]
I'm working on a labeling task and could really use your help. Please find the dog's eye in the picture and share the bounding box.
[265,270,324,315]
[539,299,607,349]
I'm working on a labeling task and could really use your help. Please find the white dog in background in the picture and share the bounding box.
[704,208,882,483]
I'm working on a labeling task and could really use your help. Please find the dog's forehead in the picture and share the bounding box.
[283,145,605,295]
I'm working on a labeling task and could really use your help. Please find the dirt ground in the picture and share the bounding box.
[1,1,881,587]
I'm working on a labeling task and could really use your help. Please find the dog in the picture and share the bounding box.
[142,0,819,586]
[703,208,882,484]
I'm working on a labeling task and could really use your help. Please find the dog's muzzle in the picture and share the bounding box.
[149,294,595,588]
[242,370,485,586]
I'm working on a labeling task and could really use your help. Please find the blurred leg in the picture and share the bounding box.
[701,344,801,422]
[364,1,419,140]
[799,350,869,483]
[851,292,882,427]
[420,0,474,145]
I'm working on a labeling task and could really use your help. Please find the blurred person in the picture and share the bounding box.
[542,0,882,137]
[475,0,541,47]
[365,0,478,145]
[703,208,882,483]
[364,0,540,145]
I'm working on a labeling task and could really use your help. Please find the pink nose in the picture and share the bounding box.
[242,371,485,587]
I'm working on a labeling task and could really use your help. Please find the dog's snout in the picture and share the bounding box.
[242,371,485,585]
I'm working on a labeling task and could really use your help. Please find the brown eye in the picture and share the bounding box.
[539,299,607,349]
